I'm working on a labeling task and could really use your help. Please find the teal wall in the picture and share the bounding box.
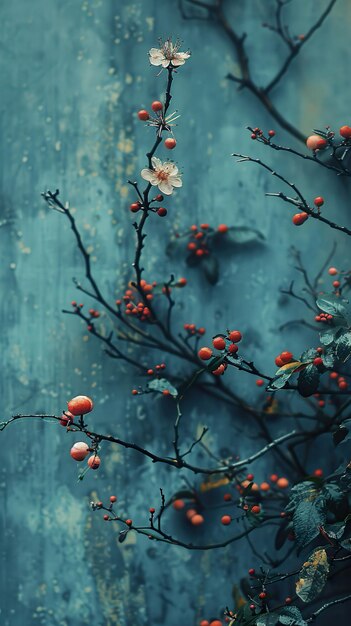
[0,1,350,625]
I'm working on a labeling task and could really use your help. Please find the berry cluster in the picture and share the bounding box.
[306,124,351,152]
[137,100,178,150]
[183,323,206,336]
[314,312,334,324]
[329,371,349,391]
[62,396,100,471]
[146,363,166,376]
[116,281,156,321]
[186,223,229,258]
[250,126,276,141]
[274,351,294,368]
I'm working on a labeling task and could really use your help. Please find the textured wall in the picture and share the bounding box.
[1,1,350,625]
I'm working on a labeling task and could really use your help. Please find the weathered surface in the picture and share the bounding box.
[0,1,350,624]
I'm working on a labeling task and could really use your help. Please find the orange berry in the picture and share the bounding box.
[70,442,89,462]
[221,515,232,525]
[223,493,232,501]
[198,347,213,360]
[186,509,198,520]
[172,499,185,510]
[200,622,210,626]
[212,336,226,350]
[165,137,176,149]
[260,482,270,491]
[210,621,222,626]
[251,505,261,514]
[217,224,228,234]
[110,495,117,503]
[67,395,94,416]
[340,125,351,139]
[270,474,278,482]
[328,267,338,275]
[306,134,327,150]
[151,100,163,111]
[178,277,187,287]
[191,514,205,526]
[87,454,101,470]
[292,212,309,226]
[229,330,242,343]
[137,110,149,121]
[60,411,74,427]
[276,477,289,489]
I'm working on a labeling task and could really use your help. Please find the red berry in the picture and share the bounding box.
[256,379,264,387]
[251,505,261,514]
[229,330,242,343]
[223,493,232,501]
[328,267,338,275]
[155,194,164,201]
[212,336,226,350]
[110,495,117,503]
[314,196,324,207]
[306,135,327,150]
[248,568,255,576]
[313,357,323,367]
[247,473,254,481]
[130,202,141,213]
[275,356,284,367]
[217,224,228,234]
[268,130,275,137]
[151,101,163,111]
[280,351,293,364]
[292,212,309,226]
[200,622,210,626]
[313,469,323,477]
[198,347,213,360]
[188,242,197,251]
[330,371,338,379]
[125,519,133,526]
[132,389,138,395]
[228,343,239,355]
[147,369,154,375]
[178,277,187,287]
[340,125,351,139]
[149,507,155,513]
[339,381,348,390]
[209,622,222,626]
[70,442,89,462]
[318,400,325,407]
[87,454,101,470]
[137,110,149,121]
[157,207,167,217]
[276,477,289,489]
[259,592,267,600]
[186,509,197,520]
[67,395,94,416]
[172,499,185,510]
[103,514,109,521]
[333,280,340,288]
[165,137,176,149]
[285,597,292,605]
[221,515,232,526]
[270,474,278,482]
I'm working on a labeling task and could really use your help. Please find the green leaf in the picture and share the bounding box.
[297,364,320,397]
[296,548,329,602]
[321,348,335,368]
[278,606,307,626]
[335,331,351,363]
[316,294,349,318]
[333,424,349,446]
[147,378,178,397]
[324,521,346,540]
[202,254,219,285]
[267,362,303,391]
[293,500,326,549]
[319,326,340,346]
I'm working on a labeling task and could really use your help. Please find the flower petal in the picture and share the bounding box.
[158,180,173,195]
[164,162,178,175]
[151,156,162,170]
[141,168,158,184]
[161,59,171,67]
[169,176,182,188]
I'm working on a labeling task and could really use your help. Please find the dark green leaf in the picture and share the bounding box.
[324,522,346,540]
[202,254,219,285]
[278,606,307,626]
[147,378,178,397]
[267,362,303,391]
[118,529,129,543]
[321,348,335,368]
[333,424,349,446]
[335,331,351,363]
[257,614,279,626]
[297,364,320,397]
[296,548,329,602]
[316,294,349,318]
[293,500,326,549]
[319,326,340,346]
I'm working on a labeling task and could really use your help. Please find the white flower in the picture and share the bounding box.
[149,39,190,68]
[141,157,182,195]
